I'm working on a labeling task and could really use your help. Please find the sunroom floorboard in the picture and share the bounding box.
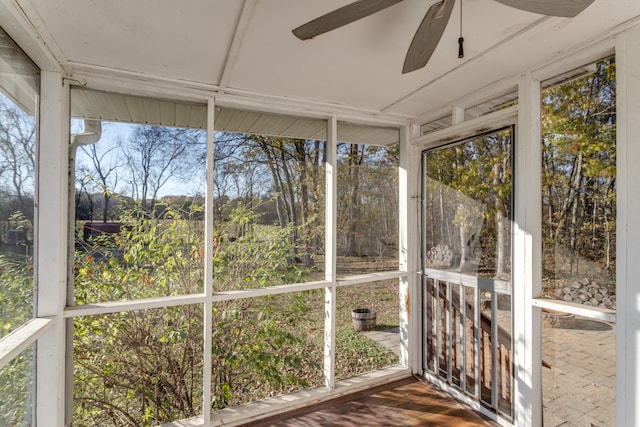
[244,377,499,427]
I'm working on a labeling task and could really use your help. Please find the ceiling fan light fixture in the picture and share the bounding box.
[292,0,596,74]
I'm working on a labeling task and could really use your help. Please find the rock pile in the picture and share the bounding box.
[555,278,615,309]
[426,244,453,268]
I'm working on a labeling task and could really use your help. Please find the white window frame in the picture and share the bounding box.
[56,88,410,427]
[614,23,640,427]
[37,71,71,427]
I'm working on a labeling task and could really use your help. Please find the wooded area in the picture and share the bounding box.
[73,120,400,272]
[423,127,513,279]
[541,57,616,299]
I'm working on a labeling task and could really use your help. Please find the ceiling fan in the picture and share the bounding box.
[292,0,595,74]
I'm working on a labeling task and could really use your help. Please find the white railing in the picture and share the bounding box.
[422,269,512,418]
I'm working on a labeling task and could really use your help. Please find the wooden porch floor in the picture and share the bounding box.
[245,377,499,427]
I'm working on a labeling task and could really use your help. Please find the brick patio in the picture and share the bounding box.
[542,316,615,427]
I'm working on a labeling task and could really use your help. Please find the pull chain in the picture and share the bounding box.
[458,0,464,58]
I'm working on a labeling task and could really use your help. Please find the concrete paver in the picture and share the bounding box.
[542,316,615,427]
[363,327,400,356]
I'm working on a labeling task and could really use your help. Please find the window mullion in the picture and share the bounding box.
[203,96,215,425]
[37,70,70,427]
[513,73,542,427]
[324,114,337,390]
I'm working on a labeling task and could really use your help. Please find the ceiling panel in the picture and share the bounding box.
[9,0,640,120]
[28,0,243,84]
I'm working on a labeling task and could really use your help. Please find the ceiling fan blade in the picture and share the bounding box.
[492,0,595,17]
[402,0,455,74]
[292,0,405,40]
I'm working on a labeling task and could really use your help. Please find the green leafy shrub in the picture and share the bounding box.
[0,254,34,427]
[72,204,322,426]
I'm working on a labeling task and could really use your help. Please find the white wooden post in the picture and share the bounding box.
[36,71,69,427]
[324,114,337,390]
[616,23,640,427]
[399,125,418,371]
[513,73,542,427]
[203,97,215,426]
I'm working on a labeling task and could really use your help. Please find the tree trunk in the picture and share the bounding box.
[345,144,362,257]
[278,141,298,260]
[259,140,288,230]
[102,194,110,223]
[294,141,313,267]
[493,151,509,278]
[310,140,323,257]
[495,210,506,277]
[556,151,583,241]
[458,221,474,273]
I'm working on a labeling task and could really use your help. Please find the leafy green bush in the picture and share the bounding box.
[0,349,33,427]
[72,205,322,426]
[0,254,34,427]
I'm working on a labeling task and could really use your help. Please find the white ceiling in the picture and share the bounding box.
[4,0,640,121]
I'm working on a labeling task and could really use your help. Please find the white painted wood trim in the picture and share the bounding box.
[213,281,330,300]
[324,114,337,390]
[423,268,511,294]
[223,273,405,297]
[530,37,615,83]
[323,285,337,391]
[532,299,616,323]
[64,294,207,318]
[490,292,499,410]
[336,271,405,287]
[66,64,413,128]
[414,106,453,131]
[412,105,518,149]
[0,317,54,370]
[445,281,452,383]
[513,73,542,427]
[615,29,628,427]
[399,124,417,370]
[434,280,441,376]
[36,70,69,427]
[218,0,257,91]
[62,272,406,318]
[460,282,467,391]
[474,285,481,398]
[203,97,216,426]
[615,23,640,427]
[416,77,518,126]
